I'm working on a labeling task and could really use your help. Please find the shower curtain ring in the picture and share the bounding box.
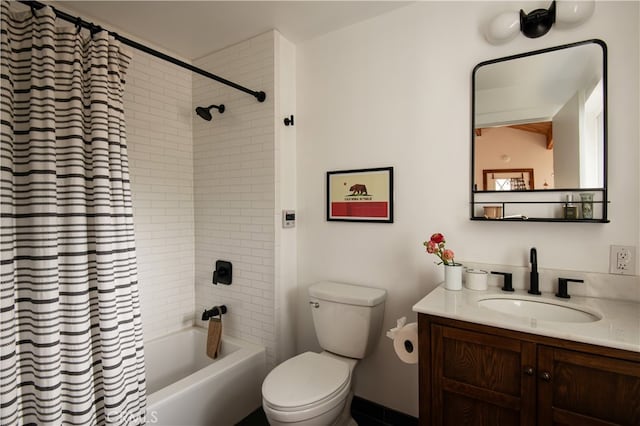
[90,23,103,37]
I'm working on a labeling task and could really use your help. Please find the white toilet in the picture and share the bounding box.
[262,281,386,426]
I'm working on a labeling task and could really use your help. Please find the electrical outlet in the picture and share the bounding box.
[609,245,636,275]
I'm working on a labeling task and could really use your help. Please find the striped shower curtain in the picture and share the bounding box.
[1,4,146,425]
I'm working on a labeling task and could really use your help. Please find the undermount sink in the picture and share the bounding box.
[477,297,602,323]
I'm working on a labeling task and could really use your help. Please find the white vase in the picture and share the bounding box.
[444,263,463,291]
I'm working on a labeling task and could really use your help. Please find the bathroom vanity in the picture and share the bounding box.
[413,287,640,426]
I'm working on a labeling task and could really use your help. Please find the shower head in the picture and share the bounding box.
[195,104,225,121]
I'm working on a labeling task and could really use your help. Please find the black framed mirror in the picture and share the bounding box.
[471,39,608,222]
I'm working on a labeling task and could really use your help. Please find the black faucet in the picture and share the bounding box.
[528,247,541,295]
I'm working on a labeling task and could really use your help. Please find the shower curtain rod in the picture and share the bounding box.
[19,0,267,103]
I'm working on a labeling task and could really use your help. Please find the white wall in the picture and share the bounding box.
[192,32,278,366]
[125,51,195,342]
[274,33,298,364]
[296,0,639,416]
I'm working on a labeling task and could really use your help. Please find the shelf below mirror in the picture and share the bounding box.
[470,189,609,223]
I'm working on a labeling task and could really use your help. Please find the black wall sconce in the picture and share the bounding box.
[486,0,594,44]
[520,2,556,39]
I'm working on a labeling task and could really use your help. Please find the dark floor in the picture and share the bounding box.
[235,397,418,426]
[235,407,268,426]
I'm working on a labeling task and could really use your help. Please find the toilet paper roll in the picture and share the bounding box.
[392,322,418,364]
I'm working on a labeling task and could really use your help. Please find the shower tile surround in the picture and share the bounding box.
[192,32,278,365]
[125,50,195,342]
[125,30,279,366]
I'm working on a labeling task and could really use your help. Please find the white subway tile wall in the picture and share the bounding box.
[193,32,277,365]
[125,51,195,342]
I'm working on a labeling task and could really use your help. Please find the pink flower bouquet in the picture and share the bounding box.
[423,233,456,266]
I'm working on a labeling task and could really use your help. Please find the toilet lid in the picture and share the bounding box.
[262,352,350,410]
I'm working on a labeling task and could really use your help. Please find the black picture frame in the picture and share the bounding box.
[326,167,394,223]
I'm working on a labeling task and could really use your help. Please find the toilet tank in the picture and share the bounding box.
[308,281,386,359]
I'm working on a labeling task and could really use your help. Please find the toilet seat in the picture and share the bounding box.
[262,352,351,411]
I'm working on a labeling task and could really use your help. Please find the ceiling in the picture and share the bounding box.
[49,1,411,60]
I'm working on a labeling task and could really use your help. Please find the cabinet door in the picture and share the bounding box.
[537,346,640,425]
[431,325,536,426]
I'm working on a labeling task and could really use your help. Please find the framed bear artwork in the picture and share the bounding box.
[326,167,394,223]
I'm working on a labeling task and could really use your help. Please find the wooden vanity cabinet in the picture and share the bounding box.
[418,314,640,426]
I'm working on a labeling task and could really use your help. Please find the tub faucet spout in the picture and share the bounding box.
[528,247,541,295]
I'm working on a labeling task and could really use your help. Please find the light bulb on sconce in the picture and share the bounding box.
[486,11,521,45]
[555,0,596,28]
[485,0,595,45]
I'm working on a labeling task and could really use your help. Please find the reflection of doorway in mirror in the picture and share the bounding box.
[495,179,511,191]
[483,169,534,191]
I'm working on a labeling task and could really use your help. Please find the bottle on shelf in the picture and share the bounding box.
[563,194,578,219]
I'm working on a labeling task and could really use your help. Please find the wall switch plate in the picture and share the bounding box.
[609,245,636,275]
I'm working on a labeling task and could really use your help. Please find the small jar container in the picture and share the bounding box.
[483,206,503,219]
[464,269,488,291]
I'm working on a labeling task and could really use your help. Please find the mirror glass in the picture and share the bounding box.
[473,40,606,192]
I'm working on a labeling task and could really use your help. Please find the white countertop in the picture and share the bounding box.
[413,284,640,353]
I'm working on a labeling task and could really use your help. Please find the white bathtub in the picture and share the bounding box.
[144,327,266,425]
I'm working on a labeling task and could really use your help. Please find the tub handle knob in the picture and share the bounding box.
[309,301,319,308]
